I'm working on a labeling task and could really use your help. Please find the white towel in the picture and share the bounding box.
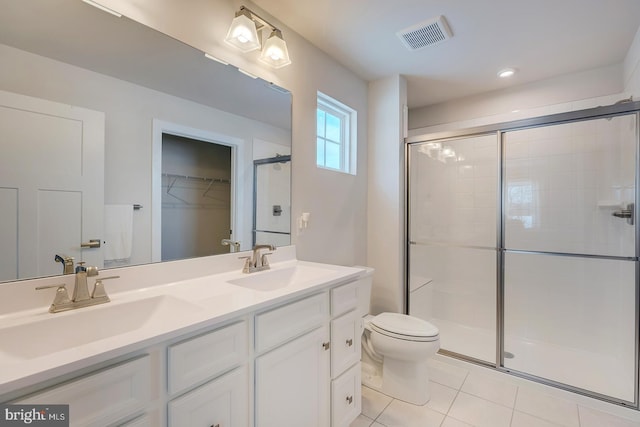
[104,204,133,261]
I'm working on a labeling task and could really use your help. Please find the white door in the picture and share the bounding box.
[255,326,330,427]
[0,90,104,280]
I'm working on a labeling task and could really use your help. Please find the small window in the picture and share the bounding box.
[316,92,357,175]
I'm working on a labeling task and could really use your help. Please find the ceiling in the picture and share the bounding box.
[252,0,640,109]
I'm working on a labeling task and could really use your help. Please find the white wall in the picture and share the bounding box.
[0,44,288,266]
[366,75,407,314]
[624,24,640,97]
[409,63,625,133]
[101,0,369,267]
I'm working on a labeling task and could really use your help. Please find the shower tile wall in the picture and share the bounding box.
[409,134,498,363]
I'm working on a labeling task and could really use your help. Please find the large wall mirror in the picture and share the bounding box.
[0,0,292,282]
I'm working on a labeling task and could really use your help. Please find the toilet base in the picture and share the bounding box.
[361,360,431,405]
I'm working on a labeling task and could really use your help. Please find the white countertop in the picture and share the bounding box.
[0,250,365,397]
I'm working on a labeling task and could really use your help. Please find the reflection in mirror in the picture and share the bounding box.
[0,0,292,282]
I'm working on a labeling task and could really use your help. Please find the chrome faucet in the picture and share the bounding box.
[240,244,276,273]
[36,264,120,313]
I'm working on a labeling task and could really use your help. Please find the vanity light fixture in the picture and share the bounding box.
[225,6,292,69]
[260,29,291,68]
[81,0,122,17]
[225,7,261,52]
[498,68,516,78]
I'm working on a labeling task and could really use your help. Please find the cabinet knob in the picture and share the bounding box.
[346,338,353,347]
[322,342,330,350]
[346,395,353,404]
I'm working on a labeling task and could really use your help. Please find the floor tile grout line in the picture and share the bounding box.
[441,369,469,426]
[372,396,395,425]
[509,386,520,427]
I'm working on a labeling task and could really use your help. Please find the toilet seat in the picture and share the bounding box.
[370,312,439,342]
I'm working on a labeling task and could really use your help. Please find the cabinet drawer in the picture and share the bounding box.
[168,321,247,395]
[331,363,361,427]
[331,281,359,317]
[16,355,150,427]
[330,310,362,378]
[168,366,249,427]
[255,293,327,353]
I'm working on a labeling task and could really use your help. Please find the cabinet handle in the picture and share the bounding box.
[346,338,353,347]
[346,395,353,404]
[322,342,330,350]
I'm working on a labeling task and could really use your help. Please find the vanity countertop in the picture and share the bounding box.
[0,249,365,396]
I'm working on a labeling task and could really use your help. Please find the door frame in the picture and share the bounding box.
[151,119,244,262]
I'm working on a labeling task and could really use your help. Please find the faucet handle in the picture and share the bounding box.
[91,275,119,300]
[238,256,253,273]
[36,284,72,308]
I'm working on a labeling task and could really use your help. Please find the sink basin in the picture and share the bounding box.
[227,265,335,291]
[0,295,201,359]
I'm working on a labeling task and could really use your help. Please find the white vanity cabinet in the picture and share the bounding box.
[254,293,330,427]
[3,268,368,427]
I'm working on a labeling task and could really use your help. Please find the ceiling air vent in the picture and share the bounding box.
[397,16,452,50]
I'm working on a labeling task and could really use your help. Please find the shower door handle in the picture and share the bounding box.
[612,203,634,225]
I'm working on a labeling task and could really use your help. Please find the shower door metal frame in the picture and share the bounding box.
[252,155,292,246]
[405,100,640,409]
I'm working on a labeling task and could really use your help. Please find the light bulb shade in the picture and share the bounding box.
[225,10,261,53]
[260,29,292,68]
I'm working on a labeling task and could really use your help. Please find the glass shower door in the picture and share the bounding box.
[408,134,498,363]
[253,156,291,247]
[502,114,638,402]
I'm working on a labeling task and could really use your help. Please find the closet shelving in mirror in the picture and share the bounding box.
[162,173,231,209]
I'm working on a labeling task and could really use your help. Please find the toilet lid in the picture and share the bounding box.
[370,312,439,338]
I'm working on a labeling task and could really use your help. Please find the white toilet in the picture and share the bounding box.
[357,269,440,405]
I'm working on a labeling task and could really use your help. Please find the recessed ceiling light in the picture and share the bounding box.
[498,68,516,78]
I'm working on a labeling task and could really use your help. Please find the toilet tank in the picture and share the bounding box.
[354,266,373,317]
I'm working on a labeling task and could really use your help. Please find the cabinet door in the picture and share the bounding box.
[168,366,248,427]
[330,310,362,378]
[331,363,362,427]
[255,326,330,427]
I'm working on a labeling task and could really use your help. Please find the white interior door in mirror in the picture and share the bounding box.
[0,90,104,280]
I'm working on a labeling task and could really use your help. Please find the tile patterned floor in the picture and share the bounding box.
[350,357,640,427]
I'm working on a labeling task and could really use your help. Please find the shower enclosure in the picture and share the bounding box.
[406,102,640,406]
[253,155,292,247]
